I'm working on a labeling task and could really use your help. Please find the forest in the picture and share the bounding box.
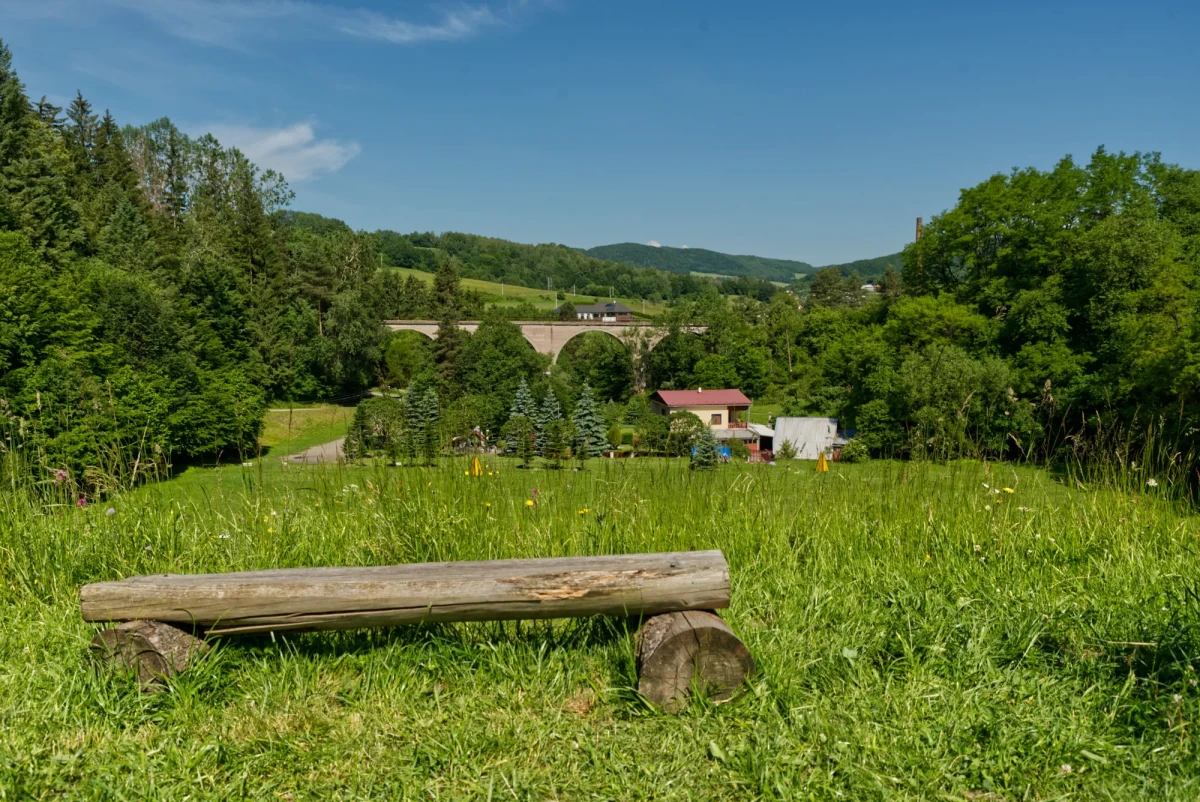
[3,34,1200,489]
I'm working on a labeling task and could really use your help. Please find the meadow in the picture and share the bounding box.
[383,265,668,318]
[2,453,1199,800]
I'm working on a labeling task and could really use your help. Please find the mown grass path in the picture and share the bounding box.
[2,459,1198,799]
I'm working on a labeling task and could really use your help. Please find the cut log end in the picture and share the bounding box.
[635,610,754,713]
[90,620,209,689]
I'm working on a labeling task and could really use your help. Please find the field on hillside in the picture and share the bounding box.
[2,457,1199,799]
[385,266,668,318]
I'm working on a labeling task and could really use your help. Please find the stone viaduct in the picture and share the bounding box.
[383,320,706,363]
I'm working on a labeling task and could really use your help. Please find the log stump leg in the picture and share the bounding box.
[90,620,209,689]
[635,610,754,712]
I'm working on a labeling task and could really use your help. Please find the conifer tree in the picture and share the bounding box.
[510,377,537,420]
[421,387,440,465]
[402,382,424,463]
[690,426,720,471]
[535,390,562,455]
[99,197,155,271]
[571,382,606,466]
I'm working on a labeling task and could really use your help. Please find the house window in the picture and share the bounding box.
[710,413,722,425]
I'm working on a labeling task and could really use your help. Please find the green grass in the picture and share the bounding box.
[258,404,354,456]
[384,265,669,318]
[3,457,1199,799]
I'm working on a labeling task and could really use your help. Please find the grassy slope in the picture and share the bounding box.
[258,405,354,456]
[3,458,1199,798]
[385,265,668,318]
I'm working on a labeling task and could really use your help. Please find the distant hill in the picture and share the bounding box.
[816,252,903,279]
[583,243,815,284]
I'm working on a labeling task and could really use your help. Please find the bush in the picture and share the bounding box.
[344,397,405,461]
[607,424,623,450]
[775,440,797,460]
[839,438,869,463]
[728,438,751,462]
[667,411,706,457]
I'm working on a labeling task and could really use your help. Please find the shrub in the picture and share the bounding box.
[728,438,751,462]
[840,438,869,463]
[607,424,623,450]
[775,439,797,460]
[667,411,706,457]
[344,397,405,461]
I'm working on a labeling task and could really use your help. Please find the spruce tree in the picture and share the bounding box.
[510,377,537,421]
[99,197,155,271]
[421,387,440,465]
[535,390,562,456]
[571,382,607,466]
[690,426,720,471]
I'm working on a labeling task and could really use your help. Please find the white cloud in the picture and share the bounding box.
[7,0,544,48]
[646,240,662,248]
[205,122,360,181]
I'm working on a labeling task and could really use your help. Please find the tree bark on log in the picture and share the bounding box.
[636,610,754,712]
[80,551,730,636]
[90,620,209,689]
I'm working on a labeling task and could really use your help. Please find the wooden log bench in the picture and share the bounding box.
[81,550,754,711]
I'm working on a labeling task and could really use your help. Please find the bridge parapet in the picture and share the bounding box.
[384,320,706,362]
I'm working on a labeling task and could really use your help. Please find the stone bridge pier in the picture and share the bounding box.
[383,320,706,363]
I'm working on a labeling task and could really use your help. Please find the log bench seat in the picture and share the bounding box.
[81,550,754,711]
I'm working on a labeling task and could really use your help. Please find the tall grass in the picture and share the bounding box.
[2,456,1198,799]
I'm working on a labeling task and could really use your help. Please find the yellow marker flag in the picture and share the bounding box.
[470,457,483,477]
[816,452,829,472]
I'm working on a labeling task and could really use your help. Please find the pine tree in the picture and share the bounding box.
[690,426,720,471]
[421,387,440,465]
[535,390,562,455]
[510,377,537,421]
[571,382,606,466]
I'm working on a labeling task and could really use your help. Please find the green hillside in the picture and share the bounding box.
[817,251,903,279]
[584,243,815,283]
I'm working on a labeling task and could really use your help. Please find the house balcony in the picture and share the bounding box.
[726,420,748,429]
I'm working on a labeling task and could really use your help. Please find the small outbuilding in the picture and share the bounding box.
[772,417,844,460]
[571,302,634,322]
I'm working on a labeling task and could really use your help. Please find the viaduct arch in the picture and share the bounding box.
[382,320,707,363]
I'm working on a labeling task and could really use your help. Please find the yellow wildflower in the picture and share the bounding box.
[464,471,470,476]
[578,508,589,515]
[525,499,534,507]
[1002,487,1014,494]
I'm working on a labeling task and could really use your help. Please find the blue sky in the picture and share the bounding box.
[3,0,1198,264]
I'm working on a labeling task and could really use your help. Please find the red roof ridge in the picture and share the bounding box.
[650,389,751,406]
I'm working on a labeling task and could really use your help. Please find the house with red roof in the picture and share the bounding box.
[648,388,752,430]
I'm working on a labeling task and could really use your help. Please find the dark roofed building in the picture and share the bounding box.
[572,302,633,322]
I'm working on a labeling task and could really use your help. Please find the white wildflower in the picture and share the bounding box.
[1146,478,1158,487]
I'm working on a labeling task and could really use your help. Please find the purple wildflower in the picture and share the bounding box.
[75,496,87,508]
[53,468,68,484]
[106,507,116,515]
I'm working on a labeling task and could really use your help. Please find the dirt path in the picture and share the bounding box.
[287,437,345,464]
